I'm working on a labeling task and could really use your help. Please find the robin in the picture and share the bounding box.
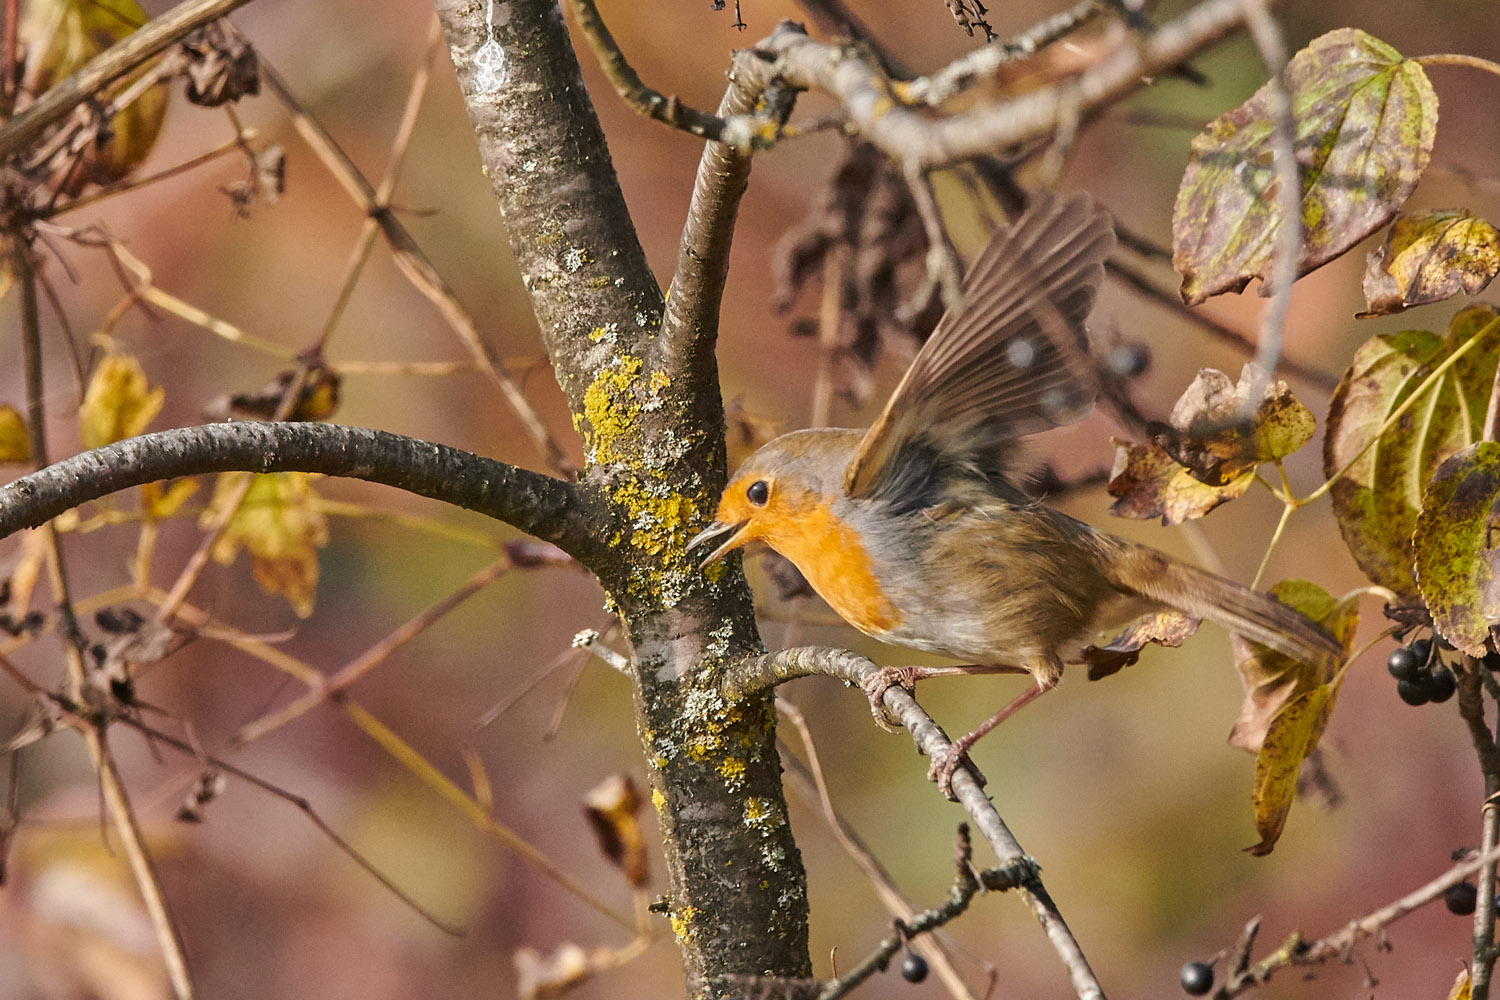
[688,192,1343,796]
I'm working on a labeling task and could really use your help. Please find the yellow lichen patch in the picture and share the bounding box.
[648,371,670,394]
[669,905,700,943]
[651,787,666,813]
[716,757,746,791]
[581,354,644,467]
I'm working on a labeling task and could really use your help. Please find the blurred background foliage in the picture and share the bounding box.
[1,1,1499,998]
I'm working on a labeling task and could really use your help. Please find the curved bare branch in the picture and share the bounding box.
[0,422,605,564]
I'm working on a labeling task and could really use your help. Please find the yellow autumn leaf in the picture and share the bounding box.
[0,405,30,462]
[1247,684,1333,856]
[140,479,198,520]
[21,0,169,189]
[80,354,164,450]
[203,473,328,618]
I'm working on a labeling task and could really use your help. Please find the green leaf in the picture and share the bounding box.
[1359,209,1500,318]
[1414,442,1500,656]
[1323,305,1500,596]
[1174,28,1437,305]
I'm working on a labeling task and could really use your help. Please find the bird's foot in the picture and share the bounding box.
[927,739,986,800]
[860,667,923,732]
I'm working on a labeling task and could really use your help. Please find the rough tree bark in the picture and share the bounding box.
[431,2,813,995]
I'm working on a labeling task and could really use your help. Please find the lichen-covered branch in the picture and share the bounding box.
[0,422,605,564]
[733,646,1105,1000]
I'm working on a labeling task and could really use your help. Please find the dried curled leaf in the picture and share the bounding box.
[1413,442,1500,656]
[0,406,30,463]
[181,21,260,107]
[1082,610,1201,680]
[1359,209,1500,318]
[204,473,328,618]
[1107,364,1309,523]
[1449,967,1473,1000]
[79,353,164,450]
[1158,365,1315,486]
[1174,28,1437,305]
[1324,305,1500,596]
[1235,581,1357,856]
[581,774,648,888]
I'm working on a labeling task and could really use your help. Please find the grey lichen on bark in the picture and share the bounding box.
[432,1,811,995]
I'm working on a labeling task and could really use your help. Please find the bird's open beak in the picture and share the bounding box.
[686,520,747,568]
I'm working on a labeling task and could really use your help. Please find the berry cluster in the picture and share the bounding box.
[1386,638,1456,706]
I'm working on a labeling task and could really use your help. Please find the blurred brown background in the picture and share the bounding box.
[2,0,1499,997]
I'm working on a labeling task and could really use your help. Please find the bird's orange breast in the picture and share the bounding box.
[761,500,903,637]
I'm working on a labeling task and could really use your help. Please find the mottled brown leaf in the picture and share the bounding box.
[1324,305,1500,596]
[1174,28,1437,305]
[1413,442,1500,656]
[1158,365,1315,486]
[1107,438,1254,525]
[1359,210,1500,318]
[1247,681,1334,856]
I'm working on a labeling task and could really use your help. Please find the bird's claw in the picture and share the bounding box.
[860,667,921,733]
[926,743,986,800]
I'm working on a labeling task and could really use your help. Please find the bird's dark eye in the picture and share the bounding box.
[746,480,770,506]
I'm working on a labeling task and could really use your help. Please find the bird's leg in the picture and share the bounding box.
[860,663,1029,732]
[928,679,1055,800]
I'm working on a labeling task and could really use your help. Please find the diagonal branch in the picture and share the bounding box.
[0,422,605,566]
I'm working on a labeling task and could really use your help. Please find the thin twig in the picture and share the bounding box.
[566,0,727,140]
[1218,840,1500,996]
[257,59,573,475]
[1106,258,1338,391]
[1239,0,1298,384]
[778,700,978,1000]
[728,0,1267,169]
[235,556,515,742]
[733,646,1105,1000]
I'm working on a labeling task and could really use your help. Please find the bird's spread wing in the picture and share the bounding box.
[844,193,1116,502]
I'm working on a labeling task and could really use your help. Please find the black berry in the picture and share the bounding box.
[900,953,929,983]
[1446,880,1478,915]
[1428,667,1457,704]
[1180,960,1214,996]
[1397,676,1432,706]
[1387,646,1419,681]
[1410,637,1433,665]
